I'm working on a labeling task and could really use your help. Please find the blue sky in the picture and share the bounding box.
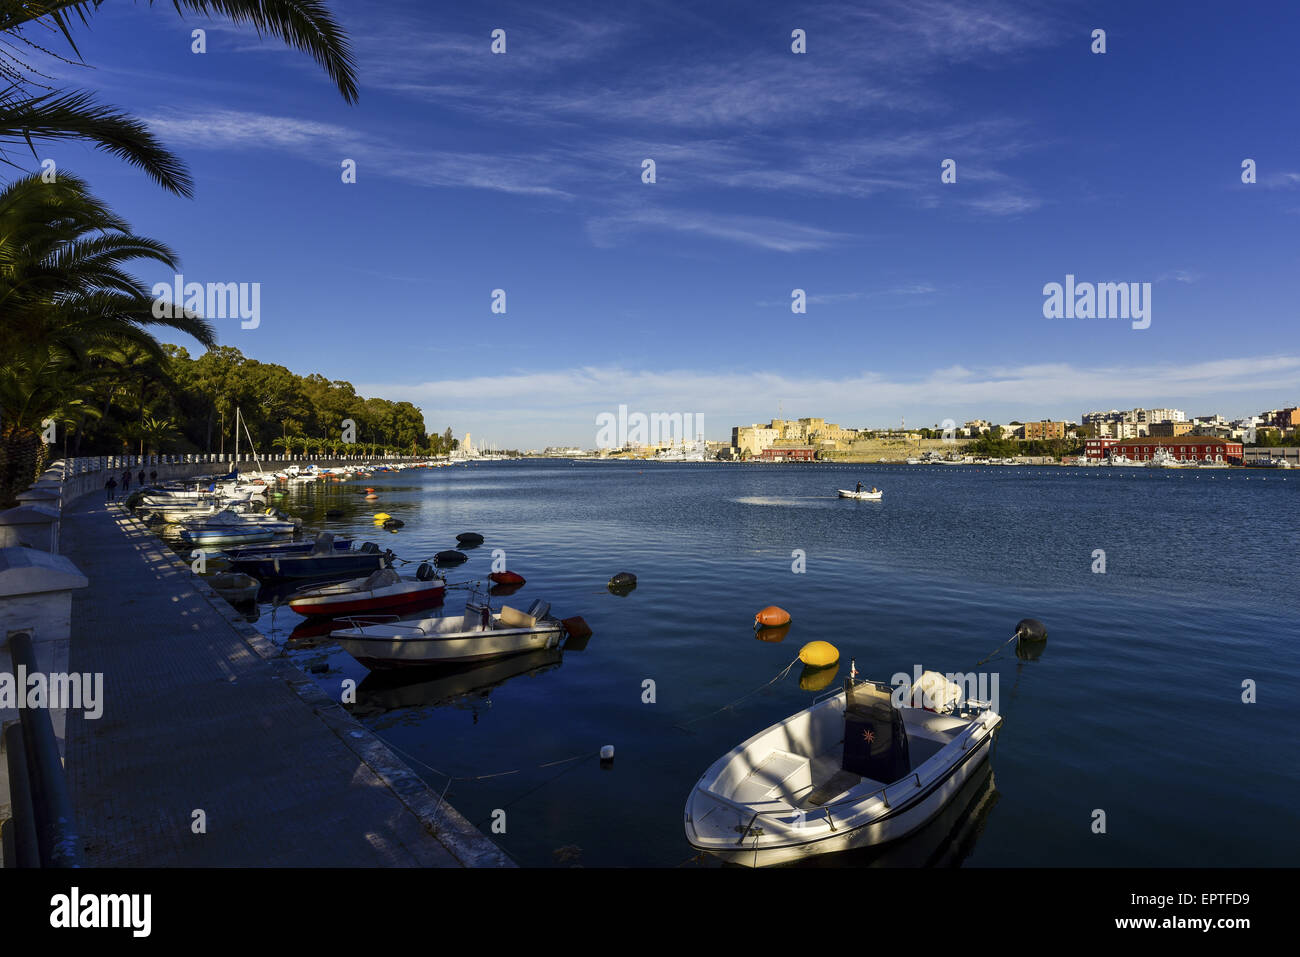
[17,0,1300,446]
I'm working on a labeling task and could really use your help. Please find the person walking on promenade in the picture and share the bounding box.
[105,475,118,502]
[138,469,145,486]
[121,469,131,492]
[150,469,158,485]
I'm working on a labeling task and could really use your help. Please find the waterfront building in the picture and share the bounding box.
[1115,435,1243,463]
[1149,421,1194,437]
[758,446,817,461]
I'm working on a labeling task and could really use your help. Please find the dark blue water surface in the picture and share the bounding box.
[251,461,1300,867]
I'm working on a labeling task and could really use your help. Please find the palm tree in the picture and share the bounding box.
[0,1,357,195]
[0,172,216,503]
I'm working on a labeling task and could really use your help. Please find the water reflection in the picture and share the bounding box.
[348,647,565,724]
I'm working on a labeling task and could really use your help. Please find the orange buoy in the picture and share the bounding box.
[489,571,526,585]
[364,494,379,501]
[754,606,791,628]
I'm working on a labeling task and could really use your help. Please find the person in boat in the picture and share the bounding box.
[856,481,863,492]
[871,486,878,493]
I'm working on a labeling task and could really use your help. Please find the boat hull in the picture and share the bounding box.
[288,582,446,617]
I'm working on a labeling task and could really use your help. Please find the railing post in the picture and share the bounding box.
[7,632,82,867]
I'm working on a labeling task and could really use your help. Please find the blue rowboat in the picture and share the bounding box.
[230,540,391,582]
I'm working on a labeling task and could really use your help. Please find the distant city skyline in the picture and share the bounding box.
[33,0,1300,446]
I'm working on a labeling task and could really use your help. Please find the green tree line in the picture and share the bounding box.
[0,0,359,504]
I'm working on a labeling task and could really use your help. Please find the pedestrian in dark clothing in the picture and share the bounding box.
[105,476,118,502]
[138,469,145,486]
[150,470,158,484]
[121,469,131,491]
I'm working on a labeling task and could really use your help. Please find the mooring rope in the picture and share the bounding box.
[674,656,801,733]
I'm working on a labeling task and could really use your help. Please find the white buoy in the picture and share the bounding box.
[600,745,615,764]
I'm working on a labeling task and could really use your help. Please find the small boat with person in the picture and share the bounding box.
[838,485,883,500]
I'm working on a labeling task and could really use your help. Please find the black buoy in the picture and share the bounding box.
[607,572,637,596]
[435,550,468,567]
[1014,618,1048,660]
[383,518,404,529]
[456,532,484,546]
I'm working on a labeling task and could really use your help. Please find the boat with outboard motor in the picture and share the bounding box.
[287,565,446,617]
[330,595,565,669]
[684,664,1004,866]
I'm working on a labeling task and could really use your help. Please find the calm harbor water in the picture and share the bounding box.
[241,461,1298,867]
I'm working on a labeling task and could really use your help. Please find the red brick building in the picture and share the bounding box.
[1115,435,1242,463]
[759,446,817,461]
[1084,438,1120,460]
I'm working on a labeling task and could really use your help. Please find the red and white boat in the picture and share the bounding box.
[287,566,446,617]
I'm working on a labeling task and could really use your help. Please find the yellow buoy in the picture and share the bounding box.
[372,513,391,522]
[754,606,791,628]
[798,640,839,668]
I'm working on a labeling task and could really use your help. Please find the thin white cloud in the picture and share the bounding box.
[357,353,1300,445]
[586,207,852,252]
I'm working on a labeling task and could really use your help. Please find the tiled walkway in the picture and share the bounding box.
[59,495,510,866]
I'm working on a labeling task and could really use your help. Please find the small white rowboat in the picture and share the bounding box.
[837,488,883,500]
[684,675,1000,866]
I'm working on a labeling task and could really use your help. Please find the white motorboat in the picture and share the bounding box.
[331,597,565,669]
[684,673,1001,867]
[1151,448,1193,468]
[838,488,883,500]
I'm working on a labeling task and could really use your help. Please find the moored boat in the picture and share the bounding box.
[331,598,565,669]
[684,671,1000,867]
[287,566,446,617]
[229,538,392,582]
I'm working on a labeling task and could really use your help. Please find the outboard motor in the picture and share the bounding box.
[359,542,379,554]
[525,599,551,621]
[842,678,911,783]
[415,562,435,582]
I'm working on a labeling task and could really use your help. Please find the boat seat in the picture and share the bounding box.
[732,751,812,803]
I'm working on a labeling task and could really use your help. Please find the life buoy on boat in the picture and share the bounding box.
[797,640,838,667]
[754,606,791,629]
